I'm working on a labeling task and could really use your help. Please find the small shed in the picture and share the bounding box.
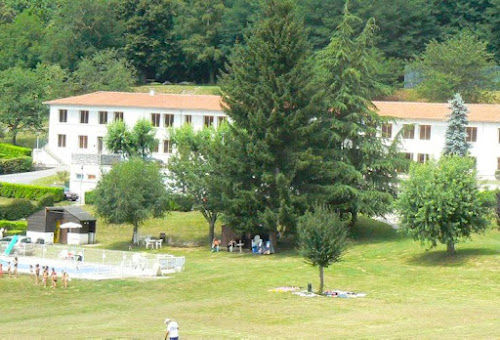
[27,206,97,245]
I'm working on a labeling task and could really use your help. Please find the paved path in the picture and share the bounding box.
[0,166,68,185]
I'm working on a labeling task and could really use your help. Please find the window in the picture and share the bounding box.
[204,116,214,127]
[404,152,413,161]
[185,115,192,124]
[381,124,392,138]
[218,116,227,125]
[153,141,159,153]
[163,140,172,154]
[114,111,124,121]
[59,110,67,123]
[79,135,88,149]
[419,125,431,140]
[80,110,89,124]
[151,113,161,127]
[466,127,477,142]
[87,174,96,180]
[402,124,415,139]
[164,114,174,127]
[57,134,66,147]
[97,137,103,154]
[99,111,108,124]
[417,153,429,163]
[76,173,83,180]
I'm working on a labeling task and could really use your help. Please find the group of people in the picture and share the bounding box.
[0,256,19,278]
[30,264,70,289]
[0,258,69,289]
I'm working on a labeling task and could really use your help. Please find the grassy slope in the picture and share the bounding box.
[0,213,499,339]
[134,84,221,96]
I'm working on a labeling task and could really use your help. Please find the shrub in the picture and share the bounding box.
[0,182,64,201]
[0,156,32,174]
[38,193,55,208]
[0,143,31,158]
[4,229,25,236]
[85,190,96,204]
[0,220,28,231]
[0,198,36,220]
[170,193,194,212]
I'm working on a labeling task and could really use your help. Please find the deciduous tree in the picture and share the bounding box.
[94,158,169,245]
[298,204,348,294]
[396,156,494,255]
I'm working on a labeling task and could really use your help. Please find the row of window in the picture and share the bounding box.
[382,124,478,142]
[59,109,227,127]
[404,153,430,163]
[57,134,173,154]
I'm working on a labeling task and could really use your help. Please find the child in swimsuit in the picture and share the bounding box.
[13,257,18,277]
[35,264,40,285]
[0,263,3,278]
[42,267,48,288]
[51,268,57,289]
[7,262,11,278]
[62,271,69,288]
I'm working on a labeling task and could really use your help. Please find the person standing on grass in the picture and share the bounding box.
[62,271,69,289]
[51,268,57,289]
[13,257,18,278]
[0,263,3,278]
[42,266,48,288]
[164,319,179,340]
[35,264,40,285]
[7,262,11,278]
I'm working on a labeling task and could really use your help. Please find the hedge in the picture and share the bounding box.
[0,182,64,202]
[0,156,32,174]
[4,229,25,236]
[0,198,36,220]
[0,143,31,158]
[0,220,28,231]
[85,190,96,204]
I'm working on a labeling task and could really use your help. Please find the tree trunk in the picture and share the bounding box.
[11,132,17,146]
[447,241,455,255]
[208,220,215,246]
[318,265,324,294]
[209,66,215,85]
[132,223,139,245]
[269,230,278,252]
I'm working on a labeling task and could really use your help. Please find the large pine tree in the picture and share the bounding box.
[316,4,402,221]
[219,0,323,246]
[444,93,470,156]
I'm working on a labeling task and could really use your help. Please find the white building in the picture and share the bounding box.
[35,92,500,199]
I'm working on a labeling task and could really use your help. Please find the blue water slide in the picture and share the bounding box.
[3,235,18,256]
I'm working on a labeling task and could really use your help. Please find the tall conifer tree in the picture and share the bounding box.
[219,0,323,246]
[444,93,470,157]
[316,4,401,221]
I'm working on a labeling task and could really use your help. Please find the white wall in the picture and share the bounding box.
[48,104,226,165]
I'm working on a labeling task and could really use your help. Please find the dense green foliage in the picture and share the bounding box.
[0,219,28,231]
[37,193,55,208]
[0,156,32,174]
[0,143,31,157]
[410,32,498,102]
[396,156,494,255]
[93,158,170,244]
[0,0,499,88]
[105,119,157,159]
[444,93,470,156]
[0,198,36,220]
[0,182,64,201]
[297,204,348,294]
[168,124,227,243]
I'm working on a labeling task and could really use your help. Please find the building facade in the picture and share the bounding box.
[36,92,500,200]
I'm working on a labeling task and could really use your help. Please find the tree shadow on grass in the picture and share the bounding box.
[349,217,405,244]
[407,247,500,267]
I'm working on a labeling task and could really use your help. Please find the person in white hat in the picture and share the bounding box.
[164,318,179,340]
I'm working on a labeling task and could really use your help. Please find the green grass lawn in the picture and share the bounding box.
[0,213,499,339]
[134,84,221,96]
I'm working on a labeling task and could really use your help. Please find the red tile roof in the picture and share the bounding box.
[45,92,500,123]
[44,91,223,111]
[373,101,500,123]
